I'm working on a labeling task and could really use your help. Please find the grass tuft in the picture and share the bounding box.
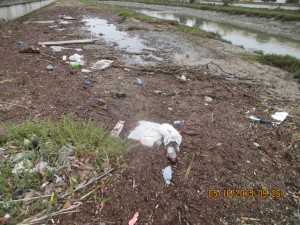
[244,53,300,82]
[0,115,129,219]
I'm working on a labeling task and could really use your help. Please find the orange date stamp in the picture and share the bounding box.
[208,189,281,199]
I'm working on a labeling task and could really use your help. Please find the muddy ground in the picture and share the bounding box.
[0,0,300,224]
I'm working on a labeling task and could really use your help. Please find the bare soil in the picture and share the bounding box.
[0,1,299,224]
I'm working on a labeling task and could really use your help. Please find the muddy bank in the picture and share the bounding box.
[101,1,300,41]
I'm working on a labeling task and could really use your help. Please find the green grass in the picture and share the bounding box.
[122,0,300,21]
[0,115,129,220]
[245,53,300,82]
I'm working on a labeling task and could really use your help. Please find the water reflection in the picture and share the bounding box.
[139,10,300,58]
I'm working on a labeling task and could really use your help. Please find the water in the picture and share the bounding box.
[82,17,154,53]
[139,10,300,59]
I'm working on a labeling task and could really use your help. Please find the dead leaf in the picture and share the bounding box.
[63,200,72,209]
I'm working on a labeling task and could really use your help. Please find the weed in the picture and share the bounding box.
[253,50,264,55]
[243,53,300,82]
[0,115,129,217]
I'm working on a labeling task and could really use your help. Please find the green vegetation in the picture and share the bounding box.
[122,0,300,21]
[0,115,128,219]
[245,53,300,82]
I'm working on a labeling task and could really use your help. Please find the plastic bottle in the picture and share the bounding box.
[70,62,80,68]
[166,147,177,165]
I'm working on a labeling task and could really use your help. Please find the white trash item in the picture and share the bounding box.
[162,166,173,185]
[69,53,85,65]
[271,112,288,124]
[158,123,182,147]
[12,159,33,174]
[128,121,182,148]
[128,121,162,147]
[90,60,114,70]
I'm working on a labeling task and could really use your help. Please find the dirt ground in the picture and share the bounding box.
[0,1,299,224]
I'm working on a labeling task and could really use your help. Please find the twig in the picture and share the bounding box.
[40,52,59,61]
[36,58,53,64]
[21,202,83,224]
[184,154,195,179]
[57,76,90,97]
[0,194,51,204]
[80,186,101,200]
[0,101,30,110]
[60,168,115,198]
[0,79,13,84]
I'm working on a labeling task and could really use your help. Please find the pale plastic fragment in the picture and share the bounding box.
[271,112,288,124]
[12,159,33,174]
[162,166,173,185]
[128,212,139,225]
[128,121,182,148]
[90,60,114,70]
[158,123,182,147]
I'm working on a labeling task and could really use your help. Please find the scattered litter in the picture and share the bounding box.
[82,69,91,74]
[204,96,213,102]
[249,115,273,127]
[38,39,98,46]
[111,121,125,137]
[133,164,139,169]
[166,146,177,165]
[19,46,40,54]
[90,60,114,70]
[69,53,85,65]
[62,55,67,61]
[54,174,63,183]
[128,121,162,147]
[174,120,183,125]
[159,123,182,147]
[129,212,139,225]
[59,20,72,24]
[71,62,80,68]
[0,214,11,222]
[48,25,59,29]
[135,78,143,85]
[124,68,131,72]
[24,20,55,24]
[47,65,53,71]
[61,16,76,20]
[176,74,187,82]
[168,108,173,111]
[162,166,173,185]
[271,112,288,124]
[154,90,162,94]
[18,41,24,46]
[50,46,82,52]
[0,147,5,151]
[31,161,54,173]
[12,159,33,174]
[128,121,182,148]
[253,142,260,148]
[84,80,91,85]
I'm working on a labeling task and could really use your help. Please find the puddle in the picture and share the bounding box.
[82,17,153,53]
[139,10,300,59]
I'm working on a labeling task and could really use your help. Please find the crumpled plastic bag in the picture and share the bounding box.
[128,121,182,148]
